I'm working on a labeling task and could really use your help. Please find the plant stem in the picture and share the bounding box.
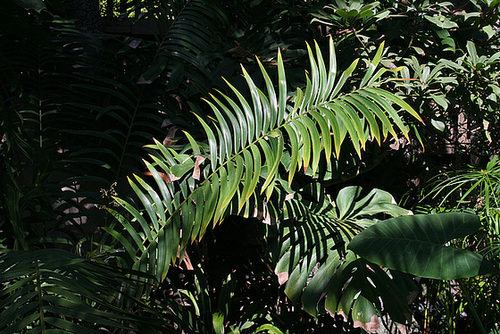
[459,279,487,334]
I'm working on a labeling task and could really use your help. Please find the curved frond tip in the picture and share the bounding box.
[106,37,420,283]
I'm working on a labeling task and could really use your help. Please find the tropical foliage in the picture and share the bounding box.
[0,249,170,333]
[106,37,419,279]
[1,0,500,333]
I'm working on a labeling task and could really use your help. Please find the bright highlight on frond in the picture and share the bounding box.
[106,37,421,284]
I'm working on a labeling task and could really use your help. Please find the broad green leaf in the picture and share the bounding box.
[466,41,479,66]
[431,118,446,132]
[348,213,496,280]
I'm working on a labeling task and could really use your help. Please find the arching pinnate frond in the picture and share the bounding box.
[141,0,229,90]
[105,38,422,284]
[270,184,414,327]
[0,249,170,333]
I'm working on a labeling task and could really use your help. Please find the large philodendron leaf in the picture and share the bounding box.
[348,212,496,280]
[270,184,414,328]
[106,37,422,284]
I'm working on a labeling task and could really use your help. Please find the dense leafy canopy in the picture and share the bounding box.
[1,0,499,332]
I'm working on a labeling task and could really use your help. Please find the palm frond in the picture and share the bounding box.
[0,17,95,249]
[271,184,414,326]
[59,0,231,184]
[105,37,422,285]
[140,0,229,93]
[0,249,169,333]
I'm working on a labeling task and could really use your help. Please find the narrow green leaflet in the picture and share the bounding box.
[107,37,420,290]
[0,249,168,333]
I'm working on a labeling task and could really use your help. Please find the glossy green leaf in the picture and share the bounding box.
[348,213,496,280]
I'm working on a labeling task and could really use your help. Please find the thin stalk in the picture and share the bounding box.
[446,281,455,334]
[35,254,46,332]
[115,88,143,181]
[352,27,368,55]
[459,279,487,334]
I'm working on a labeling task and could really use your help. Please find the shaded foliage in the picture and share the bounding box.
[1,0,499,333]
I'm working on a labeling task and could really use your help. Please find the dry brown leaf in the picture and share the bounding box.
[193,156,206,180]
[275,271,289,285]
[353,314,380,332]
[163,127,178,146]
